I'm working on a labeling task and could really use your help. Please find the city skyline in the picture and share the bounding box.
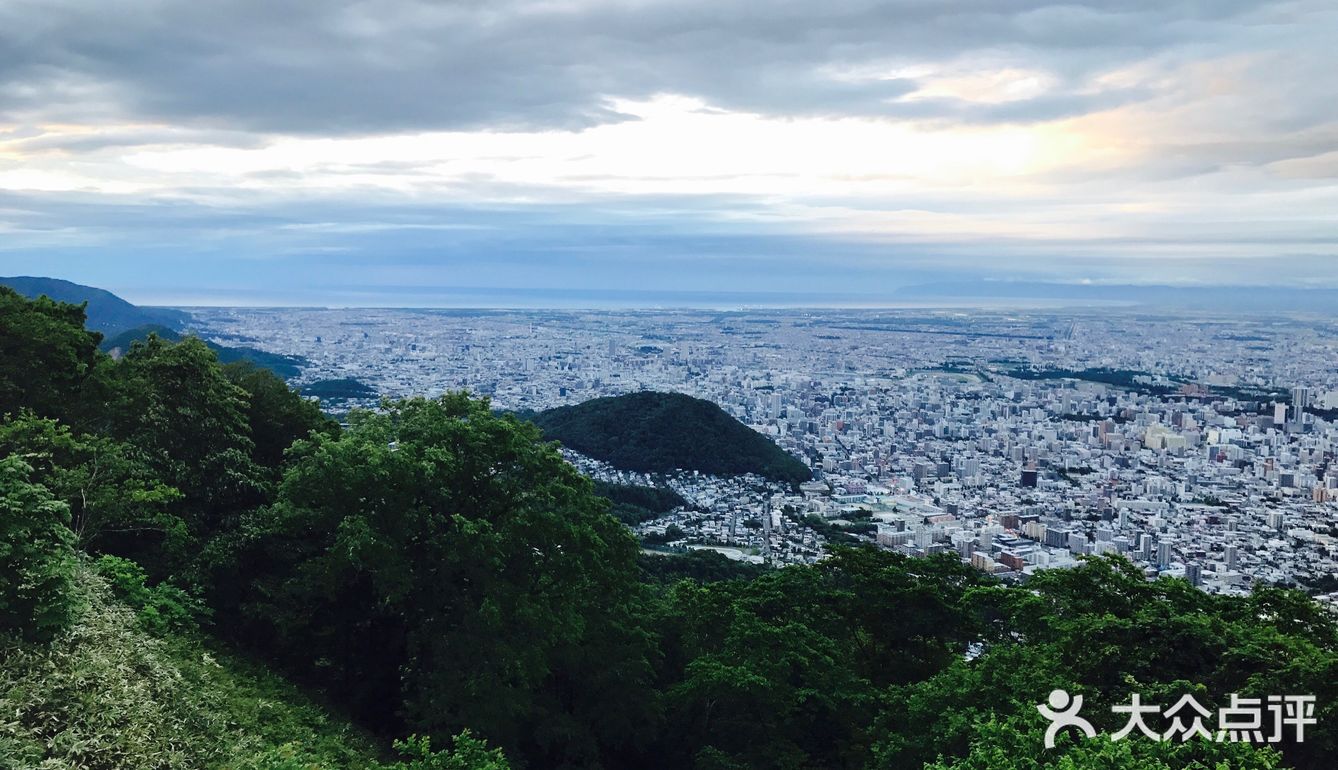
[3,0,1338,304]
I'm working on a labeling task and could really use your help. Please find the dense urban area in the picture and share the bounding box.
[187,307,1338,603]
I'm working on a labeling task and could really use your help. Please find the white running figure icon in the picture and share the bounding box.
[1038,689,1098,749]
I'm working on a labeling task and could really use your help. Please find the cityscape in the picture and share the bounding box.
[187,305,1338,603]
[4,0,1337,763]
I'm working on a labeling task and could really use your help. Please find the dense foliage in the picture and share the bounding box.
[592,479,687,525]
[0,457,79,642]
[1,286,1335,770]
[0,286,103,419]
[211,396,658,767]
[299,377,379,399]
[637,549,768,584]
[531,391,811,485]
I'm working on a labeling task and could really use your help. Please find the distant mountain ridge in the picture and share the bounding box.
[0,276,190,335]
[530,391,811,485]
[0,277,305,378]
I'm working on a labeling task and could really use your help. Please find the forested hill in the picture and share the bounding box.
[0,276,189,335]
[530,390,811,484]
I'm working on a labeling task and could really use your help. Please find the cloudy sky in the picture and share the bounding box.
[1,0,1335,305]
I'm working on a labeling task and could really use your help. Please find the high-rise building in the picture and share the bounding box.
[1292,386,1313,409]
[1156,540,1173,568]
[1225,544,1239,571]
[1137,534,1153,561]
[1185,563,1202,586]
[1045,528,1069,549]
[1068,532,1086,554]
[1292,387,1313,422]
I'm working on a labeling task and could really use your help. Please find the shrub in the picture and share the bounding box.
[0,457,78,642]
[94,554,208,635]
[383,732,511,770]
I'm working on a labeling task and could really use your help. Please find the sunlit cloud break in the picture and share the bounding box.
[1,0,1336,302]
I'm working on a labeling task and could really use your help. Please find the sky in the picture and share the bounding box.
[1,0,1336,306]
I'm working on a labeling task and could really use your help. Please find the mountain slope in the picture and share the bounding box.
[0,276,190,335]
[531,391,810,484]
[101,324,308,379]
[0,563,383,769]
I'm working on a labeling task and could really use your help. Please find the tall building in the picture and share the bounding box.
[1225,544,1239,571]
[1292,386,1313,409]
[1291,386,1313,422]
[1185,562,1202,586]
[1156,540,1173,568]
[1068,532,1086,554]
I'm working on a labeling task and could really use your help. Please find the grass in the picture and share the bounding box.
[0,562,383,770]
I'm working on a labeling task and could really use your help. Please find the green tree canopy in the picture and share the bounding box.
[0,286,102,421]
[0,457,78,642]
[222,361,338,472]
[101,335,266,538]
[0,414,185,574]
[219,395,658,768]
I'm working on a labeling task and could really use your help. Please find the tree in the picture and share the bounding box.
[0,457,78,642]
[219,395,657,768]
[870,555,1338,770]
[222,361,338,473]
[382,731,511,770]
[923,712,1284,770]
[0,414,185,574]
[0,286,102,421]
[650,548,993,769]
[101,335,266,538]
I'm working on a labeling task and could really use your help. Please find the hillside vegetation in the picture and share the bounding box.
[1,283,1335,770]
[102,324,308,379]
[1,562,383,769]
[531,391,811,485]
[592,480,687,525]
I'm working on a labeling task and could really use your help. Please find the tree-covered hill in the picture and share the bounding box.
[0,276,190,335]
[531,391,811,485]
[299,377,379,400]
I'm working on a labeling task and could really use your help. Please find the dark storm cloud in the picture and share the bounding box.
[0,0,1289,134]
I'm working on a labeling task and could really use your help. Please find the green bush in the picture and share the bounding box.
[95,554,209,635]
[0,456,79,642]
[382,732,511,770]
